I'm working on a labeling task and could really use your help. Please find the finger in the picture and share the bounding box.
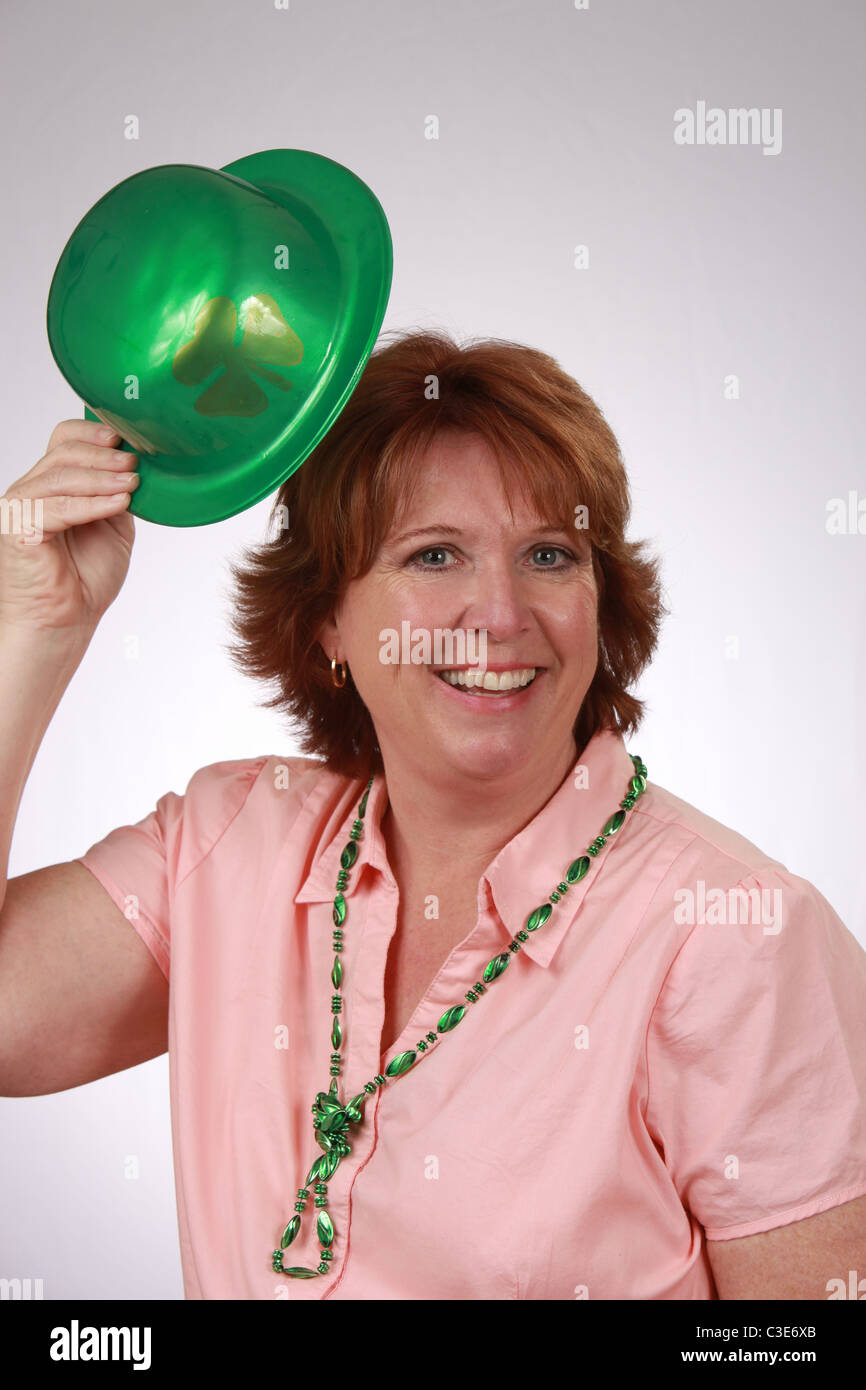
[45,417,121,455]
[20,462,141,500]
[26,440,138,487]
[15,489,136,543]
[4,459,139,535]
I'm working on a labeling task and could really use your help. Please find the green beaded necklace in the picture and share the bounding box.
[271,751,649,1279]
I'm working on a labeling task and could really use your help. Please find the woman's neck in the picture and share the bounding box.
[378,738,580,894]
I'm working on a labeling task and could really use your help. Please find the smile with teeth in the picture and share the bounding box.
[436,667,538,694]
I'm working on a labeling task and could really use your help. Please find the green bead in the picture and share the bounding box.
[566,855,591,883]
[316,1210,335,1248]
[307,1145,342,1183]
[333,894,347,926]
[331,1017,342,1049]
[482,953,510,983]
[344,1093,365,1122]
[318,1108,347,1136]
[525,902,552,932]
[306,1155,327,1185]
[437,1004,467,1032]
[325,1108,349,1135]
[285,1266,319,1279]
[385,1050,416,1077]
[340,841,358,869]
[602,809,626,836]
[631,774,646,794]
[331,956,342,988]
[280,1215,300,1249]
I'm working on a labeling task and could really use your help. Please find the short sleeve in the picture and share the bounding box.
[74,756,270,985]
[644,867,866,1240]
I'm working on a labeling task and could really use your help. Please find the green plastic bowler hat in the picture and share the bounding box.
[46,149,392,526]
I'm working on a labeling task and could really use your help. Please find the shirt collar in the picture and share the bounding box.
[294,728,640,969]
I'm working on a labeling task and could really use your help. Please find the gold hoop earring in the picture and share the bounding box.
[331,656,347,688]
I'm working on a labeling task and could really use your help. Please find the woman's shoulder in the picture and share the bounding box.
[629,775,860,974]
[183,752,331,800]
[127,752,354,888]
[633,775,787,887]
[181,752,350,826]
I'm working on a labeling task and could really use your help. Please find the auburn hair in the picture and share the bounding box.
[224,327,667,784]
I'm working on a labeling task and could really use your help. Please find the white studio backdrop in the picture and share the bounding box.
[0,0,863,1299]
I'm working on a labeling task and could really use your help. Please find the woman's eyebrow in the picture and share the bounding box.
[389,523,578,544]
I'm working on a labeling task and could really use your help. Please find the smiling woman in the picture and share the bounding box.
[46,327,866,1300]
[223,327,661,787]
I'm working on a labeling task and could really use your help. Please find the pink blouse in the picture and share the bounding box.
[76,728,866,1299]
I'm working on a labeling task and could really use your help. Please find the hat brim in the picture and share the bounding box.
[82,149,392,527]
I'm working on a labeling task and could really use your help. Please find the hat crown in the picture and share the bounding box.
[47,163,334,459]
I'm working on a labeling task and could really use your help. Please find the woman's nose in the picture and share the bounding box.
[453,564,533,639]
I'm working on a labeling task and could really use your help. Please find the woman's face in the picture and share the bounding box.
[318,430,599,787]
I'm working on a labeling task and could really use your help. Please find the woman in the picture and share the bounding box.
[2,329,865,1300]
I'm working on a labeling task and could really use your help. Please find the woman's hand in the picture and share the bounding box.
[0,419,140,638]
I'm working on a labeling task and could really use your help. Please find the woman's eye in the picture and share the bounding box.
[407,545,577,570]
[408,547,451,568]
[532,547,575,567]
